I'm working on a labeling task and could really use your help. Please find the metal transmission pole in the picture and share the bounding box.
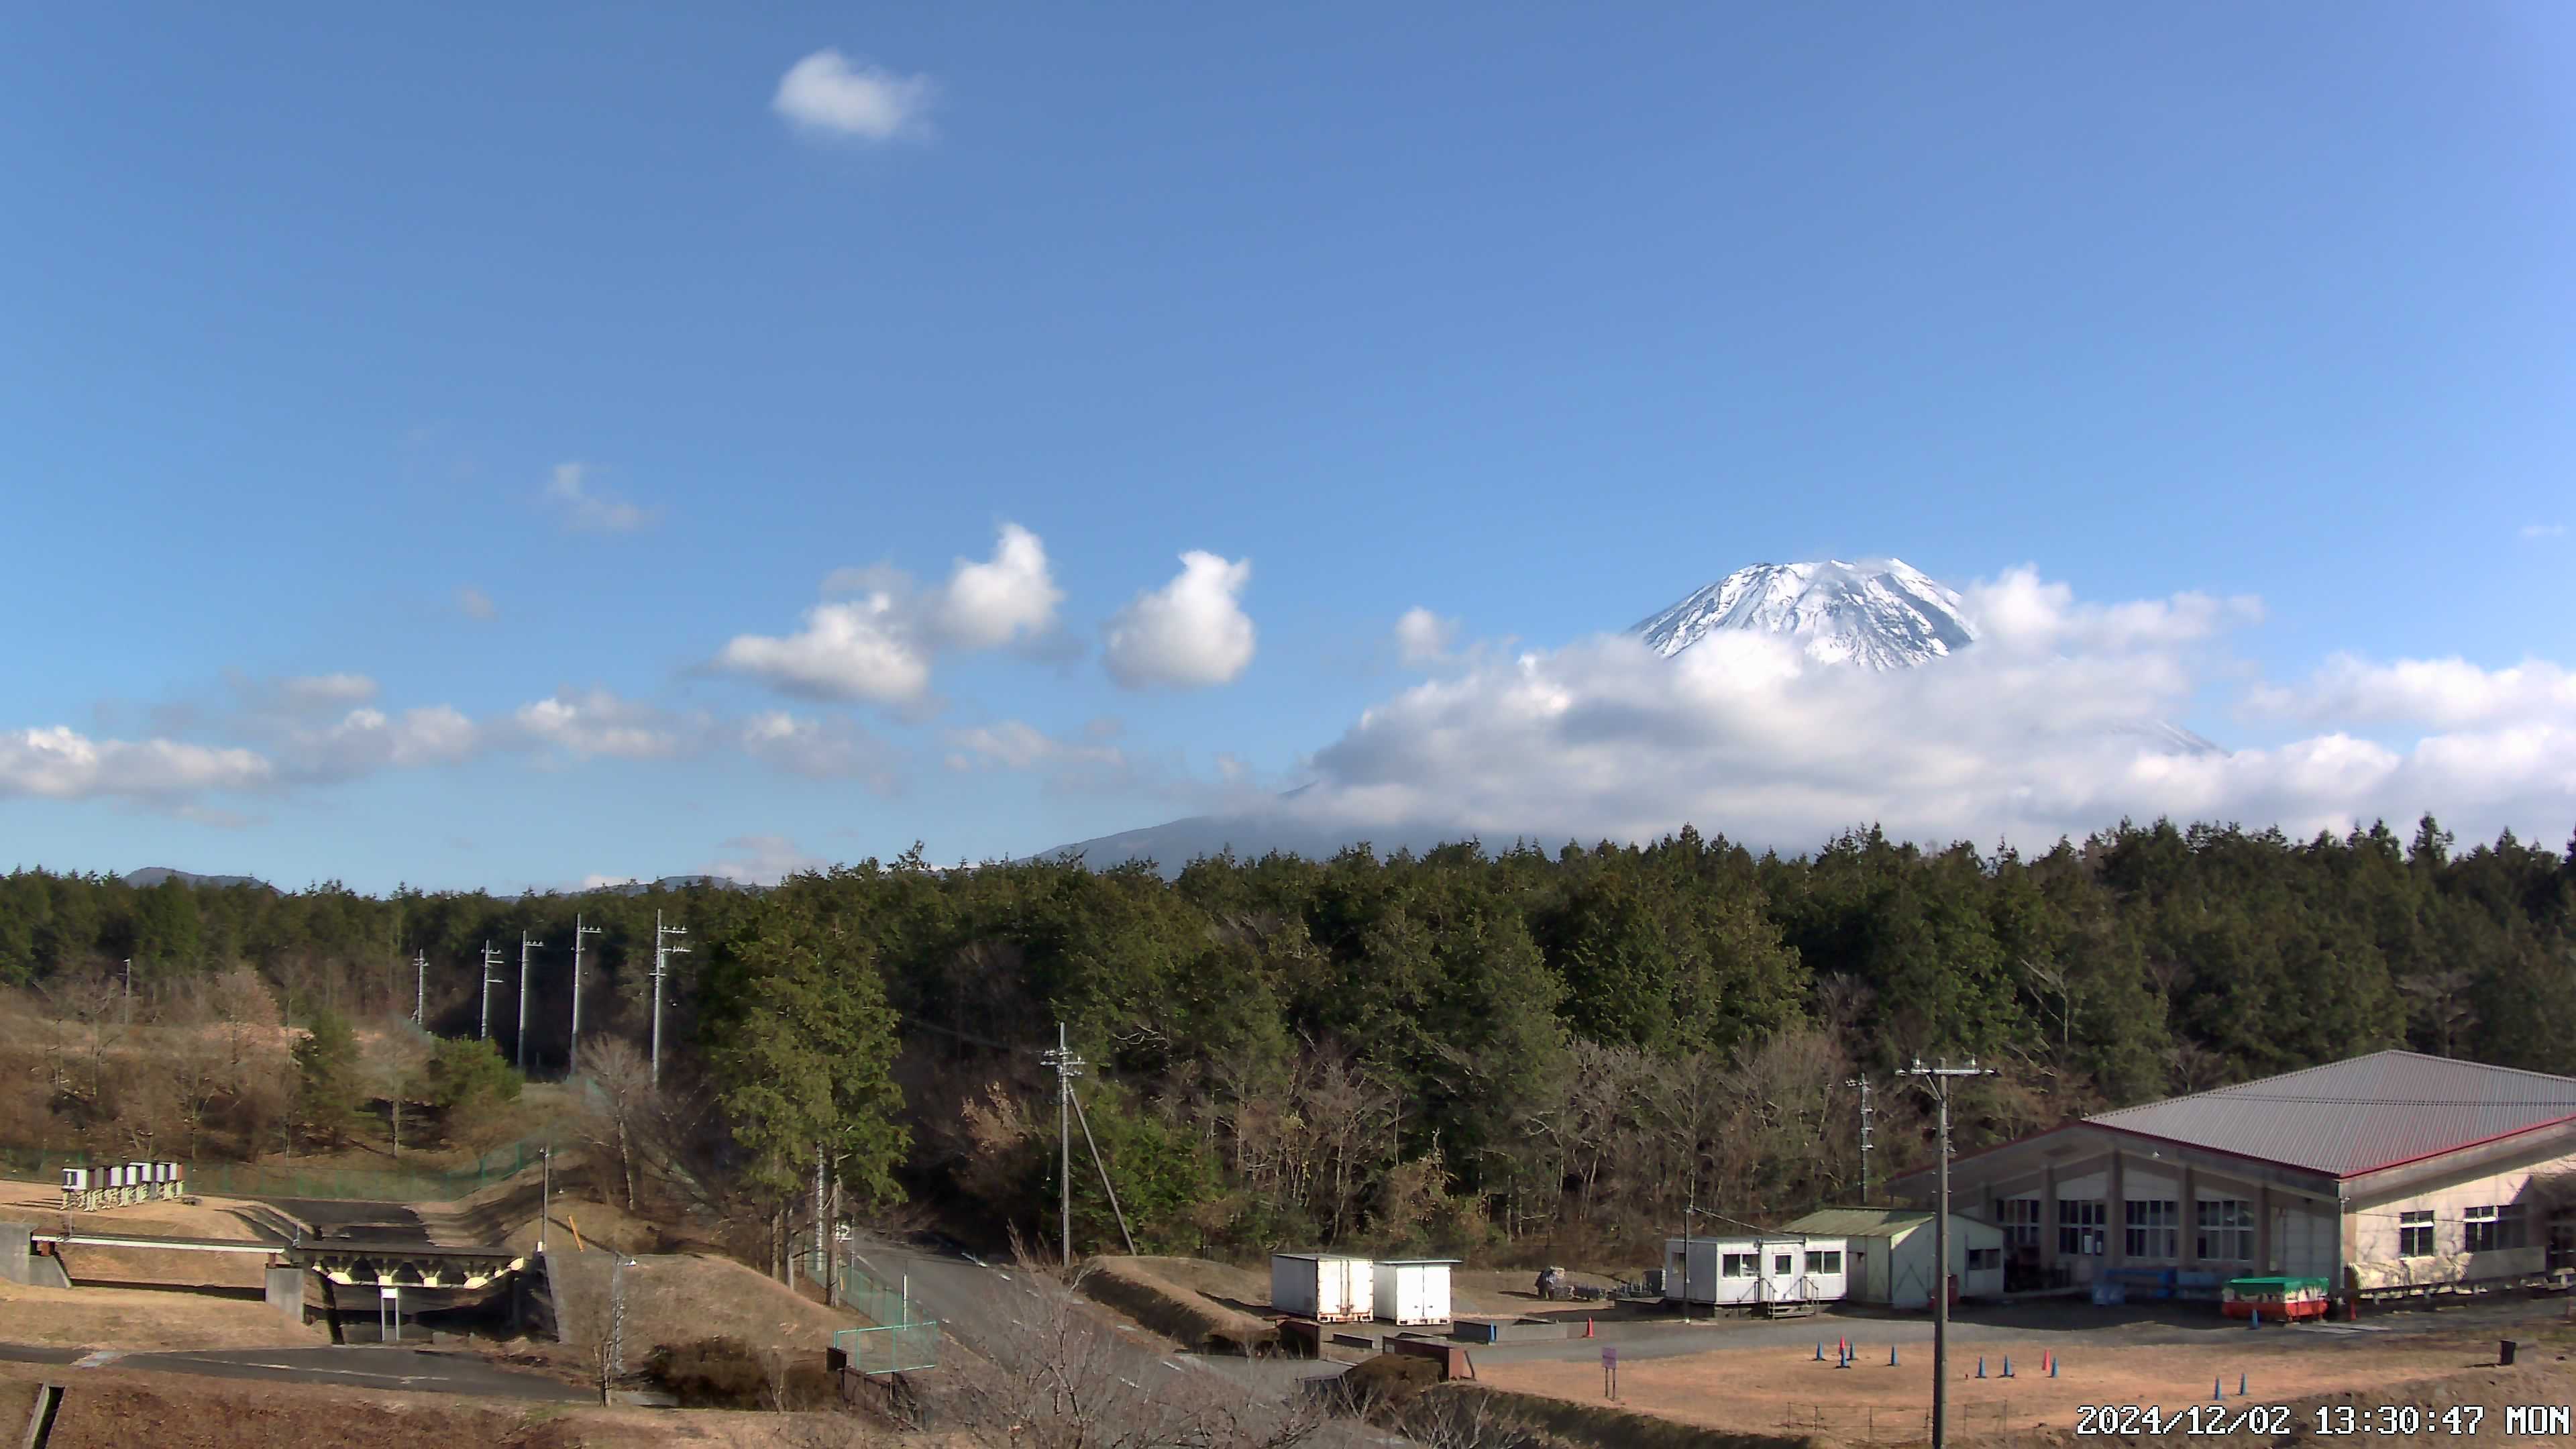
[568,915,602,1074]
[479,943,506,1041]
[1900,1058,1996,1449]
[1040,1024,1085,1267]
[649,912,689,1087]
[1845,1073,1875,1204]
[517,932,543,1073]
[414,951,427,1025]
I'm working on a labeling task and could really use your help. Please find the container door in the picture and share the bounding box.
[1764,1246,1801,1303]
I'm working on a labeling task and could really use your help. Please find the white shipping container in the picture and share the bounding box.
[1271,1253,1374,1322]
[1372,1259,1456,1325]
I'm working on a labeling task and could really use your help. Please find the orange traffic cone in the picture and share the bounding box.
[1585,1318,1595,1338]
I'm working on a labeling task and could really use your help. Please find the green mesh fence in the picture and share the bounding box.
[835,1321,942,1377]
[809,1252,941,1375]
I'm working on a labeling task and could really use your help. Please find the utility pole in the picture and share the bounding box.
[414,951,427,1025]
[517,932,541,1073]
[1040,1024,1084,1267]
[1900,1058,1996,1449]
[537,1145,551,1256]
[649,911,688,1087]
[479,943,506,1042]
[1847,1073,1875,1205]
[568,914,602,1074]
[122,959,133,1026]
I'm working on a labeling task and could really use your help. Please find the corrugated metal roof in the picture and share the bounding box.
[2087,1051,2576,1177]
[1782,1208,1932,1236]
[1783,1208,1994,1239]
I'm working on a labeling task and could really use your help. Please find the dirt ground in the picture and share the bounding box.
[0,1281,325,1350]
[1481,1328,2576,1444]
[0,1360,943,1448]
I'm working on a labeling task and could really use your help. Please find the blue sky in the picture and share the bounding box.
[5,4,2573,892]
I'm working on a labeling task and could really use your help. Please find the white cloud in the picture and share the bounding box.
[720,523,1062,703]
[927,523,1063,650]
[2247,655,2576,731]
[281,674,378,709]
[0,727,274,800]
[2524,523,2567,540]
[718,592,932,703]
[1394,607,1459,667]
[458,586,498,621]
[741,712,902,790]
[772,49,934,142]
[943,719,1126,774]
[1103,551,1256,689]
[509,689,705,760]
[1238,570,2576,858]
[700,833,826,887]
[544,462,656,533]
[282,704,479,780]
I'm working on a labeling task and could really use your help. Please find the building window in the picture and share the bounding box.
[2059,1199,2106,1255]
[2399,1210,2434,1258]
[1805,1250,1842,1275]
[2196,1199,2254,1262]
[1998,1198,2042,1252]
[2464,1205,2524,1253]
[1774,1254,1794,1276]
[1721,1253,1754,1278]
[1966,1247,2001,1271]
[2125,1200,2180,1260]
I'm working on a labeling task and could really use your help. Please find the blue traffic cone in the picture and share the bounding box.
[2239,1374,2248,1397]
[2049,1354,2058,1378]
[2249,1307,2260,1329]
[2212,1377,2223,1401]
[1890,1344,1899,1366]
[1976,1356,1986,1379]
[2002,1356,2014,1378]
[1816,1341,1825,1362]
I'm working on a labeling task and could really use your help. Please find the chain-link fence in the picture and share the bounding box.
[808,1251,942,1375]
[0,1139,542,1203]
[835,1321,943,1377]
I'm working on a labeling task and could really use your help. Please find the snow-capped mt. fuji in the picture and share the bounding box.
[1630,558,1976,669]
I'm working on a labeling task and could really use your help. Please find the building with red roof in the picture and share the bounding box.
[1892,1051,2576,1299]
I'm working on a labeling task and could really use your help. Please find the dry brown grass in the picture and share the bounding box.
[0,1281,325,1350]
[0,1177,281,1290]
[1079,1256,1279,1354]
[0,1358,941,1448]
[547,1249,861,1364]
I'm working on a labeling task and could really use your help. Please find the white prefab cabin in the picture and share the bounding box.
[1271,1253,1374,1322]
[1782,1209,2005,1308]
[1371,1259,1457,1325]
[1664,1234,1849,1309]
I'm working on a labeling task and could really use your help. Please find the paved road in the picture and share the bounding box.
[0,1343,590,1401]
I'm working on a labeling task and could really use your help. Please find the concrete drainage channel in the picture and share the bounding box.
[19,1383,66,1448]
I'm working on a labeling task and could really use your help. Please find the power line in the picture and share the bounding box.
[1900,1057,1996,1449]
[517,932,543,1073]
[1040,1023,1085,1267]
[478,943,506,1042]
[568,914,602,1075]
[649,911,689,1088]
[1847,1073,1874,1205]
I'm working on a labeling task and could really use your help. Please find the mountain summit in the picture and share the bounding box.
[1629,557,1976,669]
